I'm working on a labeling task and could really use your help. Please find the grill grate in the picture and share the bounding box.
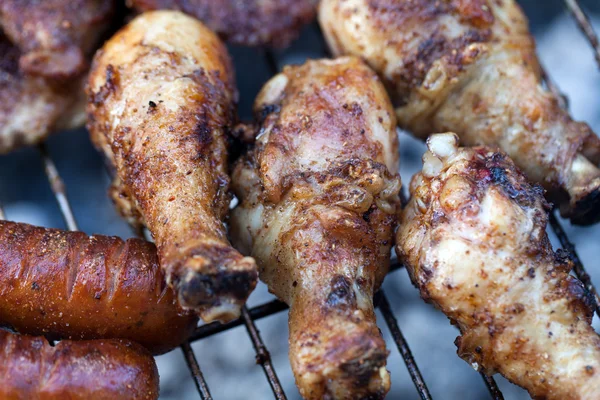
[0,1,598,398]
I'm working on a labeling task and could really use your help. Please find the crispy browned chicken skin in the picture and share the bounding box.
[319,0,600,224]
[0,0,115,80]
[0,32,86,153]
[397,133,600,400]
[87,11,257,323]
[127,0,317,47]
[231,57,400,400]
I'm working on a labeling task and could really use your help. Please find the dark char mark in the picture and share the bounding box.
[326,275,356,307]
[179,269,258,307]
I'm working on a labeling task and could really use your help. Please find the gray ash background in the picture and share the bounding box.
[0,1,599,399]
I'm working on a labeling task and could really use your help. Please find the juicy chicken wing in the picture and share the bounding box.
[0,0,115,80]
[0,32,85,153]
[397,133,600,400]
[87,11,257,323]
[128,0,317,47]
[231,57,401,400]
[319,0,600,224]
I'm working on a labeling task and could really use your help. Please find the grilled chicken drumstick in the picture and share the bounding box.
[397,133,600,400]
[0,32,85,153]
[128,0,317,47]
[0,220,197,355]
[0,0,115,80]
[87,11,257,323]
[0,329,159,400]
[231,57,401,400]
[319,0,600,224]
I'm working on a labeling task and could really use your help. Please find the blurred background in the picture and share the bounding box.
[0,1,599,399]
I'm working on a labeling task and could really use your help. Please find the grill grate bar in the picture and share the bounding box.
[376,291,433,400]
[38,144,79,231]
[191,300,288,341]
[179,339,212,399]
[549,212,600,316]
[240,306,288,400]
[481,374,505,400]
[181,342,214,400]
[564,0,600,67]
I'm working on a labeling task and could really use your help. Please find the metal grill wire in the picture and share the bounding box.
[0,1,598,399]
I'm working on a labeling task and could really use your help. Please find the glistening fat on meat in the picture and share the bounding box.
[0,220,198,355]
[0,329,160,400]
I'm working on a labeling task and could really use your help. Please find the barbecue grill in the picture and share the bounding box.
[0,1,599,399]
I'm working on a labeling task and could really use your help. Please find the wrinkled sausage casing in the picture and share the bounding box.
[319,0,600,224]
[0,220,198,355]
[231,57,401,400]
[128,0,317,48]
[397,133,600,400]
[0,329,159,400]
[87,10,258,323]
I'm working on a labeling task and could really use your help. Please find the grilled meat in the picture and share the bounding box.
[0,32,85,153]
[319,0,600,224]
[128,0,317,47]
[0,329,159,400]
[231,57,401,399]
[397,132,600,400]
[0,0,115,80]
[87,11,258,323]
[0,220,198,355]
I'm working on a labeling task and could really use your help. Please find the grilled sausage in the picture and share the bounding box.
[0,329,159,400]
[0,220,197,355]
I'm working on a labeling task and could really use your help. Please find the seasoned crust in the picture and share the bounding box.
[319,0,600,224]
[128,0,317,47]
[0,32,86,153]
[0,220,198,355]
[86,11,257,323]
[0,0,115,80]
[252,57,399,204]
[231,57,400,400]
[397,133,600,399]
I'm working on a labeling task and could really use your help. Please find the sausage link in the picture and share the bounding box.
[0,220,198,354]
[0,329,159,400]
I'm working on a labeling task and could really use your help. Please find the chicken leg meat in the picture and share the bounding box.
[397,132,600,399]
[319,0,600,224]
[231,57,401,399]
[87,10,257,323]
